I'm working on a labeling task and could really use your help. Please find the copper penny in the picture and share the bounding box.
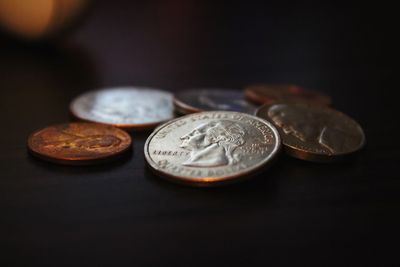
[28,123,132,165]
[145,111,281,186]
[174,89,258,115]
[244,84,332,106]
[256,103,365,162]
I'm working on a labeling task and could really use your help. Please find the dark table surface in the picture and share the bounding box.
[0,1,398,266]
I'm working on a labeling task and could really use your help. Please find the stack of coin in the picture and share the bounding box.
[144,83,365,185]
[27,83,365,186]
[28,86,175,165]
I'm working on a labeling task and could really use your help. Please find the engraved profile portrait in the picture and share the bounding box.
[268,104,360,153]
[180,120,246,167]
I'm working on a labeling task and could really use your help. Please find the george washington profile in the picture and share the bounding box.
[180,120,246,167]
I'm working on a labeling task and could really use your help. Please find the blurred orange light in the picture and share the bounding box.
[0,0,90,40]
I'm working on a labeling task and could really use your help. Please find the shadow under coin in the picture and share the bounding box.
[275,152,365,181]
[26,147,133,175]
[143,158,281,196]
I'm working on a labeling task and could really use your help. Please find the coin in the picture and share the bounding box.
[28,123,132,165]
[256,103,365,162]
[173,89,258,115]
[244,84,332,106]
[70,87,174,130]
[144,111,281,186]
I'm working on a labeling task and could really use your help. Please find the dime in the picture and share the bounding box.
[70,87,174,130]
[256,103,365,162]
[244,84,331,106]
[28,123,132,165]
[144,111,281,186]
[173,89,258,115]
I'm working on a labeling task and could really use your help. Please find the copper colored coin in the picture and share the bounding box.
[28,123,132,165]
[244,84,332,106]
[256,103,365,162]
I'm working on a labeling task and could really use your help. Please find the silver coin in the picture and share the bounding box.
[174,89,258,115]
[145,111,281,186]
[70,87,174,130]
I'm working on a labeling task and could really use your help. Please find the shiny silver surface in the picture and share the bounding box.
[145,111,281,186]
[70,87,174,129]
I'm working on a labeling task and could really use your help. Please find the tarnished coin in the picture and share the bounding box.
[28,123,131,165]
[144,111,281,186]
[70,87,174,130]
[256,103,365,162]
[174,89,258,115]
[245,84,331,106]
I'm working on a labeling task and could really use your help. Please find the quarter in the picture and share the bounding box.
[245,84,331,106]
[70,87,174,130]
[28,123,132,165]
[174,89,258,115]
[144,111,281,186]
[256,103,365,162]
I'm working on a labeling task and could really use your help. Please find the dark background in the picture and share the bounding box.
[0,1,398,266]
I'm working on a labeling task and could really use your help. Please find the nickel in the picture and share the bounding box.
[256,103,365,162]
